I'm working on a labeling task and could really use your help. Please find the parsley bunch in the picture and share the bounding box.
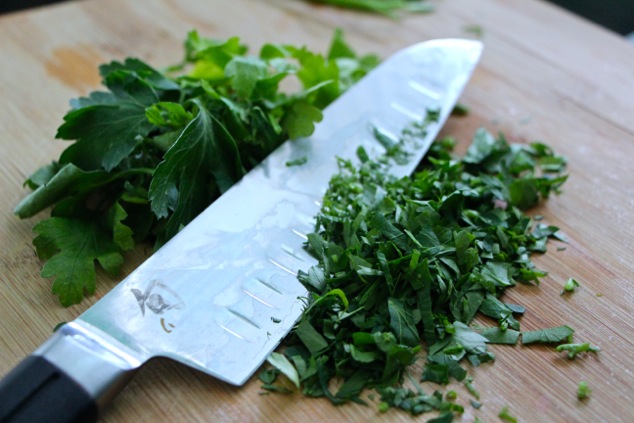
[14,30,378,306]
[263,126,568,417]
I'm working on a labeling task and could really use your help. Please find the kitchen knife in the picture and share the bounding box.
[0,38,482,423]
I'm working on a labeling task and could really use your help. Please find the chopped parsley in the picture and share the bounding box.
[264,116,571,417]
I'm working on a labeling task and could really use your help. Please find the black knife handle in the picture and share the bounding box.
[0,322,139,423]
[0,355,98,423]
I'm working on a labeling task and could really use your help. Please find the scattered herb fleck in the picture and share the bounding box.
[498,405,518,423]
[561,277,580,295]
[577,380,591,400]
[464,376,480,400]
[53,322,67,332]
[285,156,308,167]
[464,24,484,38]
[451,103,470,116]
[556,343,600,359]
[521,325,574,344]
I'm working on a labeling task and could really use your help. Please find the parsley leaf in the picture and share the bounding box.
[387,297,420,347]
[149,99,244,243]
[32,203,133,306]
[266,352,300,388]
[56,61,169,172]
[281,101,324,139]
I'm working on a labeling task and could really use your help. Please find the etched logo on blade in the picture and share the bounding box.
[131,279,185,333]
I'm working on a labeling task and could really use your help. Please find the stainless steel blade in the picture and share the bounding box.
[40,39,483,395]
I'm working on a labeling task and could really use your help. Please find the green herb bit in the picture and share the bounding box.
[451,103,470,116]
[53,322,67,332]
[285,156,308,167]
[556,342,600,359]
[427,412,455,423]
[464,376,480,400]
[560,277,580,295]
[577,380,591,400]
[258,368,278,385]
[266,352,300,388]
[259,384,294,394]
[377,387,446,416]
[498,406,518,423]
[470,399,482,409]
[464,24,484,38]
[521,325,574,344]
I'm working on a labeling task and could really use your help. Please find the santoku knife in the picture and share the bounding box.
[0,38,482,423]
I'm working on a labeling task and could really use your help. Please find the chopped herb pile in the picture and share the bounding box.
[307,0,434,17]
[14,30,378,306]
[264,120,572,417]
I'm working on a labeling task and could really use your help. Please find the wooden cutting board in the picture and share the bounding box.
[1,0,632,421]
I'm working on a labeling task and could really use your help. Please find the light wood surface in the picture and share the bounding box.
[1,0,633,421]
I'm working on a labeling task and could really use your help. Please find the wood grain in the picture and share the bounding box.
[1,0,633,422]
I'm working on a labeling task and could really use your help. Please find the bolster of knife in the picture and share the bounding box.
[0,321,141,423]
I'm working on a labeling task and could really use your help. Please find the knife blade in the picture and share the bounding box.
[0,38,482,423]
